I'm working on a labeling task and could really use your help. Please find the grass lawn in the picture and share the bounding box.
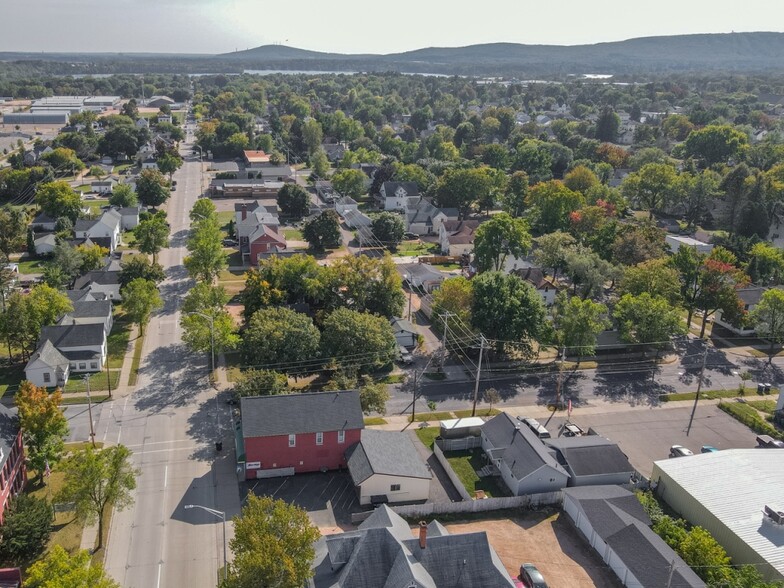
[423,372,447,381]
[218,269,245,281]
[216,211,234,238]
[83,199,110,216]
[224,352,242,383]
[409,411,453,423]
[283,228,304,240]
[107,320,132,369]
[128,332,145,387]
[28,470,83,556]
[74,184,92,193]
[61,370,120,394]
[0,364,24,399]
[380,374,406,384]
[431,263,461,271]
[17,258,44,274]
[661,387,778,402]
[444,449,506,498]
[452,408,500,418]
[414,426,440,449]
[718,401,783,440]
[746,400,777,414]
[363,417,388,426]
[397,241,438,256]
[226,250,244,267]
[121,231,136,248]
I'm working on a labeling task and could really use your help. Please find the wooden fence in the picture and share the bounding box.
[432,441,472,501]
[390,491,564,519]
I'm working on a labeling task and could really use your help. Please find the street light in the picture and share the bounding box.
[192,145,205,196]
[184,504,227,581]
[184,311,215,383]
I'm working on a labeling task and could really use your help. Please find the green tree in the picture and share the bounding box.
[98,124,139,160]
[695,255,748,338]
[45,242,83,287]
[747,242,784,285]
[185,216,227,282]
[331,168,366,199]
[180,283,239,354]
[533,231,577,279]
[564,249,617,300]
[552,294,610,361]
[135,168,170,208]
[15,382,69,483]
[611,223,666,267]
[720,163,751,233]
[223,495,319,588]
[76,243,109,274]
[118,255,165,288]
[320,308,396,372]
[737,171,770,239]
[190,197,217,223]
[243,307,320,375]
[57,445,138,550]
[621,163,678,219]
[35,181,82,223]
[512,139,553,184]
[614,293,685,348]
[750,288,784,362]
[669,245,705,328]
[309,147,330,178]
[302,210,341,251]
[320,255,404,318]
[0,206,28,260]
[371,212,405,251]
[678,527,733,586]
[120,278,162,336]
[156,152,182,181]
[108,183,137,208]
[683,124,749,167]
[233,369,289,398]
[526,180,585,234]
[563,165,600,195]
[501,171,529,217]
[0,494,53,564]
[358,375,389,415]
[434,166,498,219]
[471,271,547,354]
[301,118,324,155]
[618,259,682,305]
[678,169,721,230]
[23,545,119,588]
[473,213,532,272]
[277,184,310,219]
[431,276,473,335]
[134,215,169,264]
[595,106,620,142]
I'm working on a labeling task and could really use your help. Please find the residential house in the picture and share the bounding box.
[346,429,431,505]
[380,181,420,211]
[311,505,515,587]
[238,390,364,479]
[342,208,372,229]
[511,267,558,306]
[0,405,27,525]
[543,436,636,487]
[390,317,418,349]
[321,142,346,163]
[64,289,102,303]
[135,117,149,130]
[141,156,158,170]
[37,322,107,375]
[398,262,447,293]
[315,180,336,204]
[115,206,141,231]
[714,285,766,336]
[243,150,271,168]
[91,178,117,194]
[33,233,57,256]
[563,486,705,588]
[480,412,569,495]
[74,209,121,252]
[30,212,57,232]
[24,340,70,388]
[57,300,113,335]
[439,220,480,256]
[73,270,122,301]
[334,196,358,217]
[235,202,280,235]
[665,234,713,255]
[157,113,173,124]
[406,197,458,236]
[247,225,287,265]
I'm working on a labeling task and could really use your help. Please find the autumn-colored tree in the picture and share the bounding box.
[15,382,69,483]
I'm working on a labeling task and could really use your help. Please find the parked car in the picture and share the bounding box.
[756,435,784,448]
[669,445,694,458]
[222,238,238,247]
[701,445,719,453]
[519,563,548,588]
[403,232,418,240]
[398,345,413,364]
[518,416,551,439]
[562,421,584,437]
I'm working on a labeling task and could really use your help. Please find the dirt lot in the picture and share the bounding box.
[445,511,622,588]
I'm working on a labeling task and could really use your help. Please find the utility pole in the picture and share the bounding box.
[686,339,709,436]
[554,346,566,410]
[471,335,486,417]
[406,276,413,322]
[105,361,112,400]
[411,370,419,423]
[84,375,96,448]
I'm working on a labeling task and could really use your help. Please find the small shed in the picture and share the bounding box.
[439,417,484,439]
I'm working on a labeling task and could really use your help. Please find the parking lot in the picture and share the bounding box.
[541,403,757,477]
[243,471,362,531]
[447,511,622,588]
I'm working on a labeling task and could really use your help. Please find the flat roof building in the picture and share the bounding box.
[652,449,784,581]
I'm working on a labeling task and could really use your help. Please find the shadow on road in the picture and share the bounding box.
[133,343,207,413]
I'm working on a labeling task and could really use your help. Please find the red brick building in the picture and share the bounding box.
[247,225,287,265]
[0,405,26,524]
[238,391,364,480]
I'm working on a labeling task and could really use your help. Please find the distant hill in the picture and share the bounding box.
[2,32,784,77]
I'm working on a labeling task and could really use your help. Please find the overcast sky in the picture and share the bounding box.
[3,0,782,54]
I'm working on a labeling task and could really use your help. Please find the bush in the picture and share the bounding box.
[0,494,53,564]
[718,401,783,440]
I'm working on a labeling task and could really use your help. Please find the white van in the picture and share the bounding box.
[520,417,551,439]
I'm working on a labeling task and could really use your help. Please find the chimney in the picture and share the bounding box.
[418,521,427,549]
[241,204,248,221]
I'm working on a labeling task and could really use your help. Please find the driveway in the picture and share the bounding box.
[244,471,360,530]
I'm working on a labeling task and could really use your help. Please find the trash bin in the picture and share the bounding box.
[765,383,772,394]
[758,383,765,394]
[215,441,223,452]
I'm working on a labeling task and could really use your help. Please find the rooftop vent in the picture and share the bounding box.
[763,505,784,527]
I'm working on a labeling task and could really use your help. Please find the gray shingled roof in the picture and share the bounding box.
[545,436,635,477]
[346,430,431,485]
[63,300,112,320]
[26,339,69,369]
[240,390,364,438]
[39,323,105,349]
[0,404,19,476]
[311,505,514,588]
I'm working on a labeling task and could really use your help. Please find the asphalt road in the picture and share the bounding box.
[390,339,784,415]
[97,132,240,588]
